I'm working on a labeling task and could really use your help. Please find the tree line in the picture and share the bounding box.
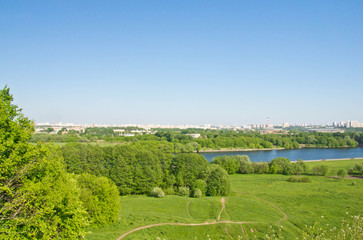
[211,154,363,177]
[30,127,360,151]
[60,142,231,197]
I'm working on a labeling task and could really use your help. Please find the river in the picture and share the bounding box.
[200,147,363,162]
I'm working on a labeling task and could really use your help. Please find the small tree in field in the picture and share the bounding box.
[311,165,328,176]
[178,186,190,197]
[152,187,165,198]
[193,188,202,198]
[337,169,348,179]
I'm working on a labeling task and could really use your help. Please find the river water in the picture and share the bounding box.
[200,147,363,162]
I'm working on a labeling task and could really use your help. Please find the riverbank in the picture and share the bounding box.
[198,148,285,153]
[294,157,363,163]
[198,146,359,153]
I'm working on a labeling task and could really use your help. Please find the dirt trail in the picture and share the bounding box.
[117,221,256,240]
[250,195,287,224]
[217,197,225,221]
[117,198,255,240]
[224,227,234,239]
[187,200,192,217]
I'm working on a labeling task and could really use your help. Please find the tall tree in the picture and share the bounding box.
[0,87,88,239]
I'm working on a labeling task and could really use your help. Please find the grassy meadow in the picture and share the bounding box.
[86,159,363,240]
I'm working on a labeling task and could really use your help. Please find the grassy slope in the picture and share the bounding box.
[86,159,363,240]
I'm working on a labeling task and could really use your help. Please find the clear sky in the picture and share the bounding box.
[1,1,362,125]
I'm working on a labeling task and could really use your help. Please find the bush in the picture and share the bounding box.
[192,179,207,196]
[287,176,311,183]
[353,162,363,175]
[164,187,175,195]
[193,188,202,198]
[178,186,190,197]
[152,187,165,198]
[239,161,254,174]
[311,165,328,176]
[337,169,348,179]
[269,157,291,174]
[252,162,269,174]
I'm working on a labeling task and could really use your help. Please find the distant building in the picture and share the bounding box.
[282,122,290,128]
[348,121,363,128]
[308,129,345,133]
[186,133,201,139]
[260,129,288,134]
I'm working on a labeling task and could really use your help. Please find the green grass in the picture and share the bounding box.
[304,158,362,174]
[86,159,363,240]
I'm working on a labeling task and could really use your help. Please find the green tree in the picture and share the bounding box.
[46,127,54,133]
[172,153,209,188]
[0,87,88,239]
[193,188,202,198]
[311,165,328,176]
[206,165,230,196]
[337,169,348,179]
[269,157,291,174]
[178,186,190,197]
[192,179,207,196]
[152,187,165,198]
[77,173,120,226]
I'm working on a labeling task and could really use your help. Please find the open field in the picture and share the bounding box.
[304,158,362,173]
[86,159,363,240]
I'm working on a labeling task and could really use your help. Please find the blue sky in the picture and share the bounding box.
[1,1,362,125]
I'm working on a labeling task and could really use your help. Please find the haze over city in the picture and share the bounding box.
[1,1,362,125]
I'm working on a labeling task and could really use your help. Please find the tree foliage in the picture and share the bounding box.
[76,173,120,226]
[206,165,230,196]
[0,87,88,239]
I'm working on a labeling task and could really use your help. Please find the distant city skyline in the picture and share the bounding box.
[34,120,363,129]
[1,1,363,125]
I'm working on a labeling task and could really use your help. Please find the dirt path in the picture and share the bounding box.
[224,227,234,239]
[251,195,287,224]
[117,198,255,240]
[117,221,256,240]
[187,200,192,217]
[217,197,225,221]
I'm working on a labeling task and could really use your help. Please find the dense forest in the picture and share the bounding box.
[60,142,230,197]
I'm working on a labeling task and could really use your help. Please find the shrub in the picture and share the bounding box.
[337,169,348,179]
[239,161,254,174]
[311,165,328,176]
[164,187,175,195]
[178,186,190,197]
[152,187,165,198]
[287,176,311,183]
[353,162,363,175]
[192,179,207,196]
[269,157,291,174]
[193,188,202,198]
[288,163,304,175]
[252,162,269,174]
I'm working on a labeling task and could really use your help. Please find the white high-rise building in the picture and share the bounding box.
[282,122,290,128]
[348,121,363,128]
